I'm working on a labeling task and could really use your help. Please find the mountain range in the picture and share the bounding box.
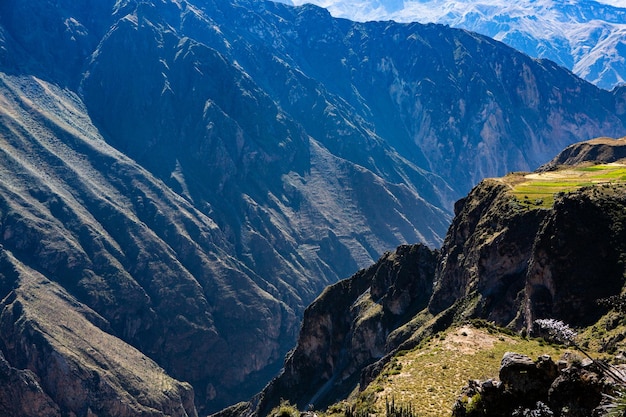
[274,0,626,90]
[0,0,626,414]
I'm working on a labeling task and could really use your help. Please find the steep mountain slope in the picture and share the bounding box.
[0,74,294,415]
[0,0,626,414]
[251,137,626,416]
[256,244,437,414]
[275,0,626,90]
[194,0,626,193]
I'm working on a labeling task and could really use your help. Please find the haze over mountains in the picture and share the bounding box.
[274,0,626,90]
[0,0,626,414]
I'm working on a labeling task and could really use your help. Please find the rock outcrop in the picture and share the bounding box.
[452,352,610,417]
[0,349,60,417]
[524,186,626,328]
[253,245,438,415]
[430,182,626,330]
[538,137,626,171]
[429,180,547,324]
[430,137,626,329]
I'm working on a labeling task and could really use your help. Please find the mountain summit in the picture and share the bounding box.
[0,0,625,414]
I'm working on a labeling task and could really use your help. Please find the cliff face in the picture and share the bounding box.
[255,245,438,415]
[429,180,547,324]
[254,138,626,414]
[524,186,626,327]
[431,176,626,329]
[433,138,626,329]
[0,347,60,417]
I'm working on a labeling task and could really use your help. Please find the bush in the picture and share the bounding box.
[272,400,299,417]
[465,393,483,415]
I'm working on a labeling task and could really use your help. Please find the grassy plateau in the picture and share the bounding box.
[501,163,626,208]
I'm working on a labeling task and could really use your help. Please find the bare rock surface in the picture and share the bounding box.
[0,251,197,417]
[452,352,607,417]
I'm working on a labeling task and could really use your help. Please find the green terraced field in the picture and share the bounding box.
[507,164,626,208]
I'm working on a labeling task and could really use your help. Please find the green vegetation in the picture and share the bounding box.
[384,397,419,417]
[465,393,483,415]
[345,324,569,417]
[270,400,300,417]
[578,308,626,355]
[505,163,626,208]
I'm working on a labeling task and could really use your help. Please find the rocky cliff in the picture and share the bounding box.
[431,137,626,332]
[252,137,626,415]
[254,244,437,415]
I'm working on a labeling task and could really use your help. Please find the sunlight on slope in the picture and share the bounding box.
[502,163,626,208]
[355,324,568,417]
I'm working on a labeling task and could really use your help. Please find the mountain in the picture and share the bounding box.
[273,0,626,91]
[0,0,626,414]
[248,136,626,416]
[538,136,626,169]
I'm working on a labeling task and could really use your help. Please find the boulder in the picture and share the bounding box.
[452,352,609,417]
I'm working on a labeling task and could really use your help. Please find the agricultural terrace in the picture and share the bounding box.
[501,163,626,208]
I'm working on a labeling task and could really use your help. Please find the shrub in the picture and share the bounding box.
[272,400,299,417]
[465,393,483,415]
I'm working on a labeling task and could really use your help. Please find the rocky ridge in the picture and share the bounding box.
[254,244,437,415]
[274,0,626,90]
[250,137,626,416]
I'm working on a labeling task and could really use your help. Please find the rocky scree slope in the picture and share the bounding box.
[250,137,626,415]
[0,0,626,413]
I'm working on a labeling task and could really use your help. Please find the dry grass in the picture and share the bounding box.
[356,324,569,417]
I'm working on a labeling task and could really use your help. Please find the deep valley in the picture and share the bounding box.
[0,0,626,416]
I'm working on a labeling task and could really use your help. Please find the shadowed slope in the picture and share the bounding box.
[0,74,297,413]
